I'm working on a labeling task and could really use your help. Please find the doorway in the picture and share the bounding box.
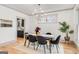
[17,17,24,38]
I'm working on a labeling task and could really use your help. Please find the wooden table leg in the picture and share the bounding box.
[24,39,27,46]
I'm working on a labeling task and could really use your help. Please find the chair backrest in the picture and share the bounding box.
[25,35,29,40]
[55,35,61,44]
[25,33,29,40]
[46,32,52,35]
[36,36,47,44]
[25,32,28,34]
[28,35,37,42]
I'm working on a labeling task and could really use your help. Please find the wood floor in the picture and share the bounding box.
[0,38,79,54]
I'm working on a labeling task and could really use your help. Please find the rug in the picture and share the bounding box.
[15,43,64,54]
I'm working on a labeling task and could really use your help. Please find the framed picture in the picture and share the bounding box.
[0,19,12,27]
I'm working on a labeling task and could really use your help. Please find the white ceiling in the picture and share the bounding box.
[1,4,75,15]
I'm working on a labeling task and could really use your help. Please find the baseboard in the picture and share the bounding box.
[60,40,77,46]
[72,41,79,48]
[0,40,16,46]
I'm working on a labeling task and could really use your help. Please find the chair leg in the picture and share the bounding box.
[53,44,54,47]
[27,41,30,47]
[39,45,41,47]
[43,45,46,54]
[56,45,59,53]
[33,43,35,50]
[46,44,48,49]
[49,44,52,54]
[36,43,39,50]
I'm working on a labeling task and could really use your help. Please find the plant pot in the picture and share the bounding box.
[64,36,70,41]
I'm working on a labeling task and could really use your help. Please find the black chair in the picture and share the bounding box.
[25,32,29,39]
[27,35,37,50]
[24,33,29,46]
[36,36,47,53]
[46,32,52,40]
[49,35,61,53]
[46,32,52,35]
[25,32,28,34]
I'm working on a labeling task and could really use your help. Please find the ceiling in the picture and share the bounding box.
[0,4,75,15]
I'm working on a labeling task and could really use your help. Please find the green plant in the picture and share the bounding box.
[59,21,74,41]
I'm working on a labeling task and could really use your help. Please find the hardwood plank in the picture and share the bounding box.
[0,38,79,54]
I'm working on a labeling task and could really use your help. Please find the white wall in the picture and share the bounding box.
[0,5,30,44]
[29,9,75,41]
[78,10,79,47]
[73,5,79,47]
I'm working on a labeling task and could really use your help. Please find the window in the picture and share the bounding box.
[38,14,57,23]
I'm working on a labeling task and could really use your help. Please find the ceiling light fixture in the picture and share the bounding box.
[32,4,44,15]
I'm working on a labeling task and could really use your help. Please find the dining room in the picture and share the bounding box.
[0,4,79,54]
[20,4,78,54]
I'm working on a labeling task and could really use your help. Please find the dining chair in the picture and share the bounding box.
[24,33,29,46]
[49,35,61,53]
[36,36,47,53]
[46,32,52,35]
[27,35,37,50]
[46,32,52,40]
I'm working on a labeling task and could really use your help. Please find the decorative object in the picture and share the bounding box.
[35,27,41,34]
[0,19,12,27]
[59,21,74,43]
[32,4,57,24]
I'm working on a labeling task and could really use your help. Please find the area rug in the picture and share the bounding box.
[15,43,64,54]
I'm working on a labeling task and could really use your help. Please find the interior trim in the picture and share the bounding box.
[33,4,76,15]
[0,4,76,16]
[0,4,32,16]
[0,40,16,46]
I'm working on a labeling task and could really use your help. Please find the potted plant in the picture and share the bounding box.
[59,21,74,42]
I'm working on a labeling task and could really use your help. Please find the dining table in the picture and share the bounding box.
[24,33,55,53]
